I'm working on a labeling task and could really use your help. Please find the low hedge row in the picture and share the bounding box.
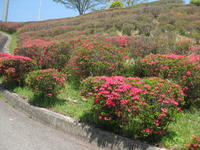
[0,54,65,98]
[14,41,71,70]
[0,22,23,34]
[135,54,200,107]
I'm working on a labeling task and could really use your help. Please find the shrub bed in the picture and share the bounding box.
[25,69,66,97]
[184,136,200,150]
[0,55,36,83]
[0,52,10,57]
[67,37,129,81]
[135,54,200,107]
[81,76,184,138]
[0,22,23,33]
[14,42,71,70]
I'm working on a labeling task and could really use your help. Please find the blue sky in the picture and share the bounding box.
[0,0,190,22]
[0,0,77,22]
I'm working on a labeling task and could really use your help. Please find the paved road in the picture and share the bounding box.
[0,98,101,150]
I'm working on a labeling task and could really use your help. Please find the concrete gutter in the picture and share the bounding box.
[0,31,11,53]
[0,87,167,150]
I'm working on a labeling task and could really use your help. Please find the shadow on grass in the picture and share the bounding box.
[79,110,177,150]
[28,95,66,108]
[1,81,22,91]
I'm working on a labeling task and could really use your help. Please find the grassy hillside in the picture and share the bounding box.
[0,0,200,149]
[16,0,200,45]
[0,0,196,59]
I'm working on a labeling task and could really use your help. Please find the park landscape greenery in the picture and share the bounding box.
[0,0,200,149]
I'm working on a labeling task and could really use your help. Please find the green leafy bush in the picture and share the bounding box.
[0,55,36,83]
[25,69,66,97]
[122,23,134,36]
[81,76,184,138]
[109,1,124,9]
[191,0,200,6]
[135,54,200,107]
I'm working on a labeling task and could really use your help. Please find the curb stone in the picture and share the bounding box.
[0,87,167,150]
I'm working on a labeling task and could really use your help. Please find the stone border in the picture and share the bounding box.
[0,87,167,150]
[0,32,11,53]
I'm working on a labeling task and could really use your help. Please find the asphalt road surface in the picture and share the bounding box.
[0,98,101,150]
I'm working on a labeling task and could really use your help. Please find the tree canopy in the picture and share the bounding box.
[53,0,105,15]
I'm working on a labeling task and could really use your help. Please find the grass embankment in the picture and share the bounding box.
[5,82,92,119]
[9,32,18,54]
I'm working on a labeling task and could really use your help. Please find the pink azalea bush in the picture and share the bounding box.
[184,136,200,150]
[81,76,184,137]
[25,69,66,97]
[14,42,71,70]
[136,54,200,107]
[67,37,129,81]
[0,55,36,83]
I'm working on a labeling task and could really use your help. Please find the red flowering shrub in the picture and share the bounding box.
[184,136,200,150]
[67,38,129,81]
[189,45,200,55]
[0,56,36,83]
[127,36,194,58]
[14,42,71,70]
[81,76,184,137]
[0,22,23,33]
[136,54,200,107]
[0,52,10,57]
[25,69,66,97]
[104,36,129,47]
[14,45,42,67]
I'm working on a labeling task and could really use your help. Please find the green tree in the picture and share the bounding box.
[191,0,200,6]
[53,0,105,15]
[109,0,124,8]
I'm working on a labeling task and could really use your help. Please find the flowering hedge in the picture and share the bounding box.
[81,76,184,137]
[0,56,36,83]
[0,22,23,33]
[67,38,129,81]
[0,52,10,58]
[14,42,71,70]
[184,136,200,150]
[135,54,200,107]
[25,69,66,97]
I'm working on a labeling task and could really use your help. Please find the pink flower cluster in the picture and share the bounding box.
[184,136,200,150]
[139,54,200,106]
